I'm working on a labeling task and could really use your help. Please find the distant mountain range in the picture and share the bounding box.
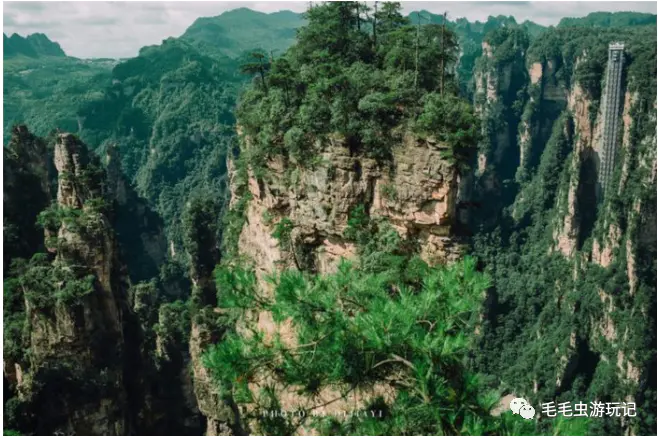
[4,9,656,62]
[557,11,656,27]
[3,32,66,58]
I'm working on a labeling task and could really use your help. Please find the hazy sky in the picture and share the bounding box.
[4,1,657,58]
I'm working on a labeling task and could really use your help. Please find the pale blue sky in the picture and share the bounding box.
[4,1,657,58]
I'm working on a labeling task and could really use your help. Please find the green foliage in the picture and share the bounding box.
[343,204,370,245]
[238,1,475,171]
[344,209,412,276]
[8,254,95,313]
[37,203,77,231]
[261,209,274,226]
[206,252,588,435]
[485,26,530,66]
[154,300,191,355]
[3,277,28,363]
[205,257,506,434]
[240,51,270,91]
[343,204,416,278]
[415,93,480,168]
[182,194,222,283]
[36,198,110,242]
[271,217,294,249]
[214,262,262,312]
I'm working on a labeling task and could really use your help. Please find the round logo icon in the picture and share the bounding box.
[519,404,536,420]
[509,397,535,420]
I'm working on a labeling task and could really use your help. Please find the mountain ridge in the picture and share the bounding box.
[3,32,66,58]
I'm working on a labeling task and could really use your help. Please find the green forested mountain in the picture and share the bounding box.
[3,56,113,142]
[4,36,241,259]
[558,11,657,28]
[2,32,114,143]
[3,11,305,259]
[3,4,656,436]
[3,32,66,58]
[181,7,305,58]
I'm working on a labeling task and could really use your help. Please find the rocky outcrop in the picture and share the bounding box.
[4,130,201,435]
[189,321,235,436]
[472,32,529,223]
[181,196,237,435]
[238,133,462,285]
[16,133,129,435]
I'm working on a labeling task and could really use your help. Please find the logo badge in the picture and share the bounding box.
[509,397,535,420]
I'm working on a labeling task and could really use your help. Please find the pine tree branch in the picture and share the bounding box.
[372,353,416,371]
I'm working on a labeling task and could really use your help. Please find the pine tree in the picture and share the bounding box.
[240,51,270,91]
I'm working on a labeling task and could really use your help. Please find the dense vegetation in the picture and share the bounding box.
[73,38,239,259]
[3,51,114,143]
[3,19,278,261]
[237,1,477,173]
[206,257,586,435]
[407,12,545,97]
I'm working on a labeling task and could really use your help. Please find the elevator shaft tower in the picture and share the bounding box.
[598,42,625,194]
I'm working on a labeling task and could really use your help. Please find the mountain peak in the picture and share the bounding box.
[3,32,66,58]
[181,7,304,58]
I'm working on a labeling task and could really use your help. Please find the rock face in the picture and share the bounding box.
[181,196,238,436]
[19,133,129,435]
[472,33,529,220]
[189,321,236,436]
[238,133,463,285]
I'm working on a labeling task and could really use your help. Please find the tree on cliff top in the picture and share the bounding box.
[237,1,477,169]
